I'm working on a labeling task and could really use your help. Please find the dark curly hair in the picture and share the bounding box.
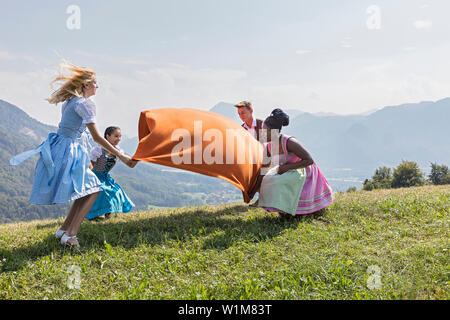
[264,108,289,131]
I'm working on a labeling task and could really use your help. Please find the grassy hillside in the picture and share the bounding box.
[0,185,448,300]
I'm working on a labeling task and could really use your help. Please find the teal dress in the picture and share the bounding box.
[85,147,135,220]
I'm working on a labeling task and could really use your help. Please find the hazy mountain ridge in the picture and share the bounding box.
[209,99,450,189]
[207,99,450,169]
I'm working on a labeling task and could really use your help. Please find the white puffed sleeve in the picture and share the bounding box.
[74,98,97,124]
[90,145,103,162]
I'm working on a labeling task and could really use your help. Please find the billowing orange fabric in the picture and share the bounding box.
[132,108,263,203]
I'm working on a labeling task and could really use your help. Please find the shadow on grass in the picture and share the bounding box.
[35,221,64,230]
[0,204,328,271]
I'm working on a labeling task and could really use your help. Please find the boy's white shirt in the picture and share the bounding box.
[242,118,257,140]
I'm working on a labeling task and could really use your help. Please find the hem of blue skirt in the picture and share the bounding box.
[70,187,104,202]
[86,204,134,220]
[30,186,103,205]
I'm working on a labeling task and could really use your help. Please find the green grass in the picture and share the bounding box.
[0,185,449,300]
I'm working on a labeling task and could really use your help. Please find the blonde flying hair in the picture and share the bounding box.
[46,61,96,105]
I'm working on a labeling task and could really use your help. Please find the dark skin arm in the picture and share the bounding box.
[277,137,314,174]
[248,145,270,199]
[248,174,263,200]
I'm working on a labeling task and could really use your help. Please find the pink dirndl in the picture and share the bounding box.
[264,135,334,215]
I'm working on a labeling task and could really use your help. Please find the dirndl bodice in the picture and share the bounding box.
[92,149,117,173]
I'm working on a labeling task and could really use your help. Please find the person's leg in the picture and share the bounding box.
[60,199,81,231]
[248,175,263,200]
[249,199,259,207]
[65,192,100,237]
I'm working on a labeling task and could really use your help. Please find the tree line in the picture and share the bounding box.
[357,161,450,192]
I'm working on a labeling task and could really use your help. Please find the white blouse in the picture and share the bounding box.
[89,146,103,162]
[90,145,124,162]
[74,98,97,124]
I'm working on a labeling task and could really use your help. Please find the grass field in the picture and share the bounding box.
[0,185,448,299]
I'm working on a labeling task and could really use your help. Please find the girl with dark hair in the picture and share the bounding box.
[250,108,333,217]
[86,126,137,220]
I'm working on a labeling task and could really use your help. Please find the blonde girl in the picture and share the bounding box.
[10,61,137,247]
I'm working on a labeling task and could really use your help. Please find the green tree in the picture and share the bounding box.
[429,163,450,185]
[363,179,374,191]
[392,161,424,188]
[372,166,393,189]
[363,166,393,191]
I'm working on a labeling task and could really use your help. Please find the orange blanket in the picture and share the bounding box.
[132,108,263,203]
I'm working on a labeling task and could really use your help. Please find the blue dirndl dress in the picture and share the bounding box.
[9,97,103,204]
[85,146,134,220]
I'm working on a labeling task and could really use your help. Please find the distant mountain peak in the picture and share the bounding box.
[0,98,56,144]
[209,102,241,123]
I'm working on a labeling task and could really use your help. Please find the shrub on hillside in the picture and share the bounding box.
[392,161,425,188]
[363,166,393,191]
[429,163,450,185]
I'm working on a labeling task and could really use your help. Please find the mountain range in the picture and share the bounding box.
[209,99,450,186]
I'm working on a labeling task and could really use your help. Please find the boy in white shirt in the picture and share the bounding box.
[234,101,263,142]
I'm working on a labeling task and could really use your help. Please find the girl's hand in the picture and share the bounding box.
[118,153,132,165]
[128,159,139,168]
[118,153,139,168]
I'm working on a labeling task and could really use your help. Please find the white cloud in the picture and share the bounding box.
[295,49,311,55]
[82,64,248,134]
[0,61,250,135]
[3,42,450,137]
[0,68,61,126]
[0,51,16,60]
[340,37,353,48]
[413,20,433,30]
[74,50,153,66]
[0,50,37,63]
[4,57,450,135]
[403,46,417,52]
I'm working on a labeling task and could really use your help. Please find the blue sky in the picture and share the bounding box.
[1,0,449,135]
